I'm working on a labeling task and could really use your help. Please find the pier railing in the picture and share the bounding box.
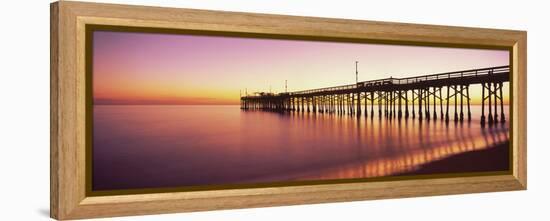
[287,66,509,96]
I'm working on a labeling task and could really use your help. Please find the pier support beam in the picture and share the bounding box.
[390,91,393,119]
[425,88,430,121]
[300,97,305,113]
[493,82,499,123]
[412,90,416,119]
[405,90,409,119]
[433,87,437,120]
[357,92,362,117]
[460,85,464,122]
[313,96,317,113]
[364,92,368,117]
[398,90,403,119]
[370,91,374,119]
[445,85,450,123]
[466,85,471,122]
[488,83,494,125]
[378,91,383,118]
[417,89,423,121]
[500,82,506,123]
[454,85,458,123]
[439,87,444,121]
[481,83,486,126]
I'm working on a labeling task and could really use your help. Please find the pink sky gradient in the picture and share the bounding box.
[93,31,509,105]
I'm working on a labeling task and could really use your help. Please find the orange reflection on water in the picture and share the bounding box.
[299,122,509,179]
[93,105,509,190]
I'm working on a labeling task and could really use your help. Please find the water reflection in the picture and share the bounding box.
[93,105,509,191]
[242,106,509,180]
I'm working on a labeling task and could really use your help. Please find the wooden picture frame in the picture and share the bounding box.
[50,1,527,220]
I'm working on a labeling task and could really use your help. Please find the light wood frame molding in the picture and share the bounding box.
[50,1,527,220]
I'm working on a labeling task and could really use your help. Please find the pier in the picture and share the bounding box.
[240,66,509,126]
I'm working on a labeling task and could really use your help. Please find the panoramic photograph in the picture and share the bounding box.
[91,30,510,191]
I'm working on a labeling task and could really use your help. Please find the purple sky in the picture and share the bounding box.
[93,31,509,104]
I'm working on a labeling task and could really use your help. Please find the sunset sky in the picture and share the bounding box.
[93,31,509,105]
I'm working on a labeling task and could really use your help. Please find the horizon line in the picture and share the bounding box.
[93,103,507,106]
[94,103,240,106]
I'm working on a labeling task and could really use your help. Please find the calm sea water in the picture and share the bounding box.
[93,105,509,191]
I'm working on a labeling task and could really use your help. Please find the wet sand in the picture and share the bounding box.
[399,141,510,176]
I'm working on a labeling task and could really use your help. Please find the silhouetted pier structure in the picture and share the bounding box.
[241,66,509,126]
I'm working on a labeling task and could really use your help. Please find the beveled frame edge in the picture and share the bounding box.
[50,1,527,220]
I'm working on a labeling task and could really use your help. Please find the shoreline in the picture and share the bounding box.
[397,141,510,176]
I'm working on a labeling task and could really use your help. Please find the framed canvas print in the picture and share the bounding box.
[50,1,527,220]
